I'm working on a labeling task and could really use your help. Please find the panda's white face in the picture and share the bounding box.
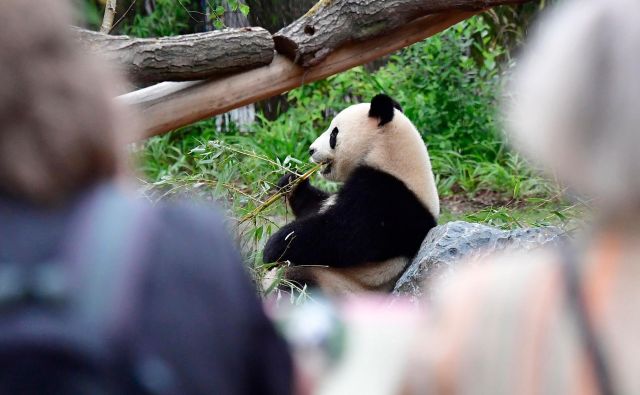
[308,97,440,217]
[309,103,378,182]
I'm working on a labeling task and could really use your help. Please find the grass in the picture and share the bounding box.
[440,197,587,231]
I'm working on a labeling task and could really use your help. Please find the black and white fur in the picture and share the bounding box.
[263,94,439,295]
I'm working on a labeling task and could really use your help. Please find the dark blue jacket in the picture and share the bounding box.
[0,184,292,395]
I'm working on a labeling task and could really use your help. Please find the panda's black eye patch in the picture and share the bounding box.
[330,127,339,149]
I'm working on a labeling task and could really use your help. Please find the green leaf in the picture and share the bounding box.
[213,19,224,29]
[240,4,250,16]
[215,6,225,16]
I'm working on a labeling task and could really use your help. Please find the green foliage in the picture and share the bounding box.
[82,0,103,30]
[227,0,251,16]
[118,0,251,34]
[479,1,561,63]
[79,0,252,35]
[209,2,227,29]
[122,0,190,37]
[177,0,253,30]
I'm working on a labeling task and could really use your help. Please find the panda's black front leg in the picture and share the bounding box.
[264,166,438,267]
[263,210,375,267]
[277,173,330,219]
[263,221,299,263]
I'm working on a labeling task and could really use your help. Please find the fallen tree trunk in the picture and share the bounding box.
[274,0,532,67]
[75,27,274,84]
[119,11,475,138]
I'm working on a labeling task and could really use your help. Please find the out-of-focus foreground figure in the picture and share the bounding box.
[402,0,640,394]
[0,1,291,394]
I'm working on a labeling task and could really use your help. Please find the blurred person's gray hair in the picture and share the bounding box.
[505,0,640,216]
[0,0,132,205]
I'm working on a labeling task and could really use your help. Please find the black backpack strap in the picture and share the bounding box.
[560,246,616,395]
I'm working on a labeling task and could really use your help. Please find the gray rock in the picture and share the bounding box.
[393,221,568,299]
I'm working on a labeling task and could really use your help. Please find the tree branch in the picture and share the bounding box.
[274,0,533,67]
[118,11,475,138]
[75,27,274,84]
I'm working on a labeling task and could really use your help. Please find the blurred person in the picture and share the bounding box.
[0,1,291,394]
[401,0,640,393]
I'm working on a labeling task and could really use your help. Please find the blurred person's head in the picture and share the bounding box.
[506,0,640,225]
[0,0,129,206]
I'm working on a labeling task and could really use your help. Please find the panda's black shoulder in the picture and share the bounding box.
[338,166,423,205]
[329,165,437,257]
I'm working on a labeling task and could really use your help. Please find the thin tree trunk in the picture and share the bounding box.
[220,0,255,131]
[100,0,118,34]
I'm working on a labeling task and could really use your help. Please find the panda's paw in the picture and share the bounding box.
[263,228,296,263]
[276,172,298,192]
[263,237,285,263]
[277,173,310,199]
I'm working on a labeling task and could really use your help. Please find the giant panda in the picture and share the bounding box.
[263,94,439,295]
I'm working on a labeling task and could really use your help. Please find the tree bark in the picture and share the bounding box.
[75,27,274,84]
[274,0,533,67]
[118,11,475,138]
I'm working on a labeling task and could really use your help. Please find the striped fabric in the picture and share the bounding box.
[402,234,640,395]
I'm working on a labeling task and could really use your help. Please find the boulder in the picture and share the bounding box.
[393,221,567,299]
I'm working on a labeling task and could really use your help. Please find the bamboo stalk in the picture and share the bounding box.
[239,163,323,224]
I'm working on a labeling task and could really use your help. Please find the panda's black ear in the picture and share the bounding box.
[369,94,402,126]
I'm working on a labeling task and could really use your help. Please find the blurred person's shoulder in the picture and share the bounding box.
[78,184,257,307]
[422,247,564,356]
[404,249,564,393]
[152,196,235,252]
[140,194,257,298]
[429,248,562,318]
[135,193,293,395]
